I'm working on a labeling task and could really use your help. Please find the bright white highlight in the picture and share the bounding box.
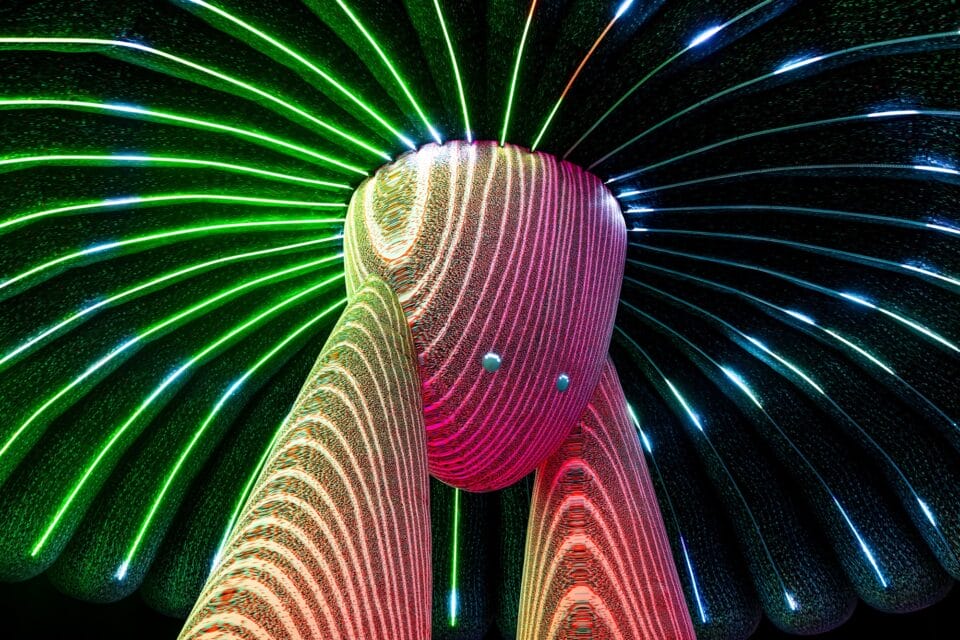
[448,589,458,621]
[877,308,959,354]
[822,329,896,375]
[721,367,762,409]
[901,263,960,288]
[834,498,888,588]
[665,379,702,430]
[785,309,816,325]
[918,499,938,527]
[615,0,635,19]
[867,109,920,117]
[840,292,876,308]
[774,56,824,74]
[689,25,723,48]
[680,536,708,623]
[926,223,960,236]
[745,336,825,395]
[626,403,652,452]
[914,164,960,175]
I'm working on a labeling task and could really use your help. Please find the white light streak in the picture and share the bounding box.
[688,25,723,48]
[774,56,824,74]
[721,367,762,408]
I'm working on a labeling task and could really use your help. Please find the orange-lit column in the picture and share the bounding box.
[517,358,696,639]
[179,277,431,640]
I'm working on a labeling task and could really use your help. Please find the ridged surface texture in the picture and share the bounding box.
[517,358,696,640]
[179,276,431,640]
[345,140,626,491]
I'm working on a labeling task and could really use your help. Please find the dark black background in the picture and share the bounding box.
[0,573,955,639]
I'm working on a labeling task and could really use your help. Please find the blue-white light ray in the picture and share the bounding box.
[720,367,762,409]
[664,379,703,431]
[688,25,723,49]
[834,498,888,588]
[680,536,709,623]
[774,55,824,74]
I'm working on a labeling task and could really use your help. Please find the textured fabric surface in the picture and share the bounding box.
[180,276,431,639]
[517,358,695,639]
[345,141,625,491]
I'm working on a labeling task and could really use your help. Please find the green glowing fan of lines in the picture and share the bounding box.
[1,1,960,639]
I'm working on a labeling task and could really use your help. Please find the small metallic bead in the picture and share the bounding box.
[482,352,502,373]
[556,373,570,392]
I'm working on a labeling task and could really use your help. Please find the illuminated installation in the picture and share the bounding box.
[1,1,959,639]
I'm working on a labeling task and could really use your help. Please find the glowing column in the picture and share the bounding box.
[517,359,696,639]
[179,276,431,639]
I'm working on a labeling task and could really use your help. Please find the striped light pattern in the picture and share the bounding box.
[344,141,626,491]
[517,359,695,639]
[1,1,959,638]
[180,277,430,639]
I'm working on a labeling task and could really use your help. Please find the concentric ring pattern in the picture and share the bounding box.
[344,140,625,492]
[1,1,959,639]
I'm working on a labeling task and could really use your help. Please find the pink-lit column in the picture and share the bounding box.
[517,358,696,639]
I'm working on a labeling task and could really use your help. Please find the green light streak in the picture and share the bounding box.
[213,406,295,568]
[531,2,635,151]
[0,253,343,463]
[501,0,538,146]
[31,272,346,557]
[187,0,415,150]
[333,0,442,144]
[1,193,345,233]
[0,154,351,189]
[0,218,344,294]
[119,295,348,577]
[0,99,367,175]
[0,236,340,370]
[530,100,562,151]
[0,37,390,160]
[432,0,472,142]
[449,487,461,627]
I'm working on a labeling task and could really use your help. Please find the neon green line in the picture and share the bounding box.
[432,0,471,142]
[0,99,367,175]
[187,0,415,150]
[0,253,343,463]
[31,273,346,557]
[0,236,340,369]
[1,193,345,233]
[449,487,461,627]
[0,218,344,294]
[530,100,561,151]
[0,154,351,189]
[333,1,442,144]
[119,296,347,577]
[213,405,296,568]
[0,37,390,160]
[500,0,538,146]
